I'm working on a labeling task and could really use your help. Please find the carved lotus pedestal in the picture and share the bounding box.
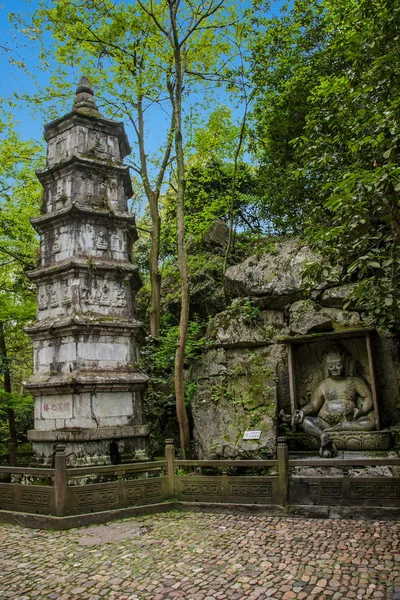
[329,430,392,451]
[285,429,393,452]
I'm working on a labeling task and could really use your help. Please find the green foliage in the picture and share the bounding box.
[0,391,34,442]
[142,319,206,374]
[251,0,400,325]
[0,116,42,440]
[0,116,43,285]
[161,158,264,258]
[140,317,206,453]
[225,297,261,324]
[250,0,330,233]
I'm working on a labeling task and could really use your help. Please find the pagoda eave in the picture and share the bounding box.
[27,257,141,282]
[24,315,143,337]
[36,153,131,181]
[24,370,149,395]
[30,203,137,233]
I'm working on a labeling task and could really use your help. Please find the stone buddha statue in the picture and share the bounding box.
[292,347,376,457]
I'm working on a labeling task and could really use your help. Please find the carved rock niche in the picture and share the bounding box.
[285,329,393,452]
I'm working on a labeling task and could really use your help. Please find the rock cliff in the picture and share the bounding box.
[189,239,400,458]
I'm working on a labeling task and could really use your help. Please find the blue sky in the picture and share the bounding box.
[0,0,287,190]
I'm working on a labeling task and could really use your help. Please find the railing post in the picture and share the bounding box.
[221,468,229,501]
[277,436,289,506]
[54,445,67,517]
[8,440,16,467]
[165,439,176,497]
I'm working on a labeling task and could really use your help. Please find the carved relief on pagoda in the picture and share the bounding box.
[40,164,129,214]
[46,124,121,167]
[40,223,128,266]
[71,169,121,210]
[80,280,128,310]
[41,173,74,213]
[36,273,131,320]
[40,229,71,265]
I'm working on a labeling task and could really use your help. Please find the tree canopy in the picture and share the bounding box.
[251,0,400,324]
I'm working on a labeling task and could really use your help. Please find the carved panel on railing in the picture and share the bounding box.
[124,480,164,503]
[178,477,221,497]
[66,476,167,514]
[71,486,119,509]
[0,486,15,505]
[309,483,343,501]
[291,477,400,506]
[229,482,272,497]
[21,491,51,507]
[0,483,54,514]
[349,482,399,499]
[175,476,278,504]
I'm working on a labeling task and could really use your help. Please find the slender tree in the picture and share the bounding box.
[136,0,239,455]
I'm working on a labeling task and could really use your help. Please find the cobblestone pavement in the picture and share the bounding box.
[1,512,400,600]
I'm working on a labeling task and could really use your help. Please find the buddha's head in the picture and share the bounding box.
[325,348,345,380]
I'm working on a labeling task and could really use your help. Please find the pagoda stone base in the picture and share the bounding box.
[28,425,150,466]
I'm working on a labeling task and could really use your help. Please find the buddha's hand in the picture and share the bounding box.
[353,408,361,420]
[292,409,304,426]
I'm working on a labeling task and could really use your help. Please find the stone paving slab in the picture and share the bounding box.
[1,511,400,600]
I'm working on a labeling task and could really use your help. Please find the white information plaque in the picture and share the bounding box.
[243,430,262,440]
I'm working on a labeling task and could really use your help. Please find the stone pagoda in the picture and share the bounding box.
[25,77,149,466]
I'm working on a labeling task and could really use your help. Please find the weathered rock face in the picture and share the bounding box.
[224,240,319,308]
[25,77,149,465]
[206,302,288,348]
[319,283,358,308]
[190,240,400,459]
[202,220,229,253]
[190,297,290,459]
[191,344,286,459]
[289,300,333,336]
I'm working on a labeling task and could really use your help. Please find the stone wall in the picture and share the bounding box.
[189,240,400,458]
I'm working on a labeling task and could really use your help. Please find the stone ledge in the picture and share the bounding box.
[25,315,143,336]
[24,370,148,394]
[28,424,150,442]
[27,257,140,281]
[1,501,400,530]
[0,502,169,530]
[31,203,137,233]
[36,153,130,181]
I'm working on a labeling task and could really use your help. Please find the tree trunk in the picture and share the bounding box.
[170,1,190,458]
[223,108,248,279]
[0,322,17,444]
[135,91,174,339]
[149,191,162,337]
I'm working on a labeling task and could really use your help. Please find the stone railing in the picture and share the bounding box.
[1,438,399,528]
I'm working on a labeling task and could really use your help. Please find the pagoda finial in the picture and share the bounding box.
[73,76,101,117]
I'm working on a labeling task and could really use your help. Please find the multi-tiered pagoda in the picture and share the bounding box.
[25,77,149,465]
